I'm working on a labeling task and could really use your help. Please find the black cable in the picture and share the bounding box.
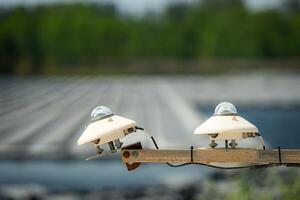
[287,164,300,167]
[151,136,189,167]
[190,146,194,163]
[278,146,282,166]
[149,135,275,169]
[150,136,159,150]
[192,162,272,169]
[136,126,144,131]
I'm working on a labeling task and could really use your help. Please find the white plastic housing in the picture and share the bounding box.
[77,115,137,146]
[194,115,258,141]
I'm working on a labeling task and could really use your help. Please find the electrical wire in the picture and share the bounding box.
[149,135,276,169]
[139,127,300,168]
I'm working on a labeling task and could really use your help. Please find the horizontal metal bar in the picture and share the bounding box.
[121,148,300,164]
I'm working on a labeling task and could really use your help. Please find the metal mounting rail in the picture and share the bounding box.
[121,148,300,170]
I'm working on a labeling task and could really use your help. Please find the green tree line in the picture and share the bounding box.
[0,1,299,74]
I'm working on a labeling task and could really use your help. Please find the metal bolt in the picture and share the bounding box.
[209,140,218,148]
[114,139,123,149]
[132,151,139,157]
[96,146,104,154]
[229,140,238,148]
[123,151,130,158]
[108,141,116,153]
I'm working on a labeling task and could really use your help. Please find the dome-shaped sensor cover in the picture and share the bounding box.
[91,106,113,121]
[214,102,237,115]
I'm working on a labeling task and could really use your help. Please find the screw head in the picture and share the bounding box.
[132,151,139,157]
[123,151,130,158]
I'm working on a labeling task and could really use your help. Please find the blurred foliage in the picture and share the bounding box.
[195,169,300,200]
[0,0,299,74]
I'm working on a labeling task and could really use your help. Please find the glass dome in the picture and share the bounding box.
[214,102,237,115]
[91,106,113,121]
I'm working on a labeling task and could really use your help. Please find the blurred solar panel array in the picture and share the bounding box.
[0,75,299,160]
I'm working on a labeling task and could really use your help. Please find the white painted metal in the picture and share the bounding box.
[77,115,137,146]
[194,115,258,140]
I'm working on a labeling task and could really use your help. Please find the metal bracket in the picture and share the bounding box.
[121,148,300,171]
[121,142,143,171]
